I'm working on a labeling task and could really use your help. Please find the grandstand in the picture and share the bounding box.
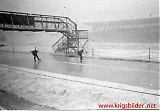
[87,17,159,43]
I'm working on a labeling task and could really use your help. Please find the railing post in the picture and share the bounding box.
[92,48,94,58]
[77,30,79,52]
[66,37,69,54]
[149,48,150,62]
[13,45,14,52]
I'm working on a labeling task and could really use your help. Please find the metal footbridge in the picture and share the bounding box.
[0,10,88,54]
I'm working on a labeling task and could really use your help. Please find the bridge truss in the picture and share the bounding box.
[0,10,88,54]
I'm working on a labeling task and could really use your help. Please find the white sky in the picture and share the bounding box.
[0,0,159,23]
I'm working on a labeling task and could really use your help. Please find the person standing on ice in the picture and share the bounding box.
[78,49,84,62]
[31,47,40,62]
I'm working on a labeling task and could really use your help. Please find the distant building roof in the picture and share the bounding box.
[85,17,160,26]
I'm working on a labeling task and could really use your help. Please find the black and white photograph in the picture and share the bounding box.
[0,0,159,110]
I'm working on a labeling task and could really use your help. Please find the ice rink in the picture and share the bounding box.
[0,51,159,90]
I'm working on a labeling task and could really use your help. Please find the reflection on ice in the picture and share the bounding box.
[0,52,159,90]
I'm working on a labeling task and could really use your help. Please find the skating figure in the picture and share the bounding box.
[78,49,84,62]
[31,47,40,62]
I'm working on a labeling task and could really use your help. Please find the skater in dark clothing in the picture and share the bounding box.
[78,49,84,62]
[31,47,40,62]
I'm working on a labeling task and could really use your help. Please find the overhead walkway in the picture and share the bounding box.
[0,10,88,54]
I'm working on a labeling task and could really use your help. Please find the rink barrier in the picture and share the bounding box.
[88,48,159,63]
[0,46,159,63]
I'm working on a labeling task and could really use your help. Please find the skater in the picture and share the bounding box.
[78,49,84,62]
[31,47,40,62]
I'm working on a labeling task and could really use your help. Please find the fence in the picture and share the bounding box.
[86,43,159,63]
[0,43,159,63]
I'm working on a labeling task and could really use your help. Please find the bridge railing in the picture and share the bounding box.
[52,35,67,52]
[0,10,77,36]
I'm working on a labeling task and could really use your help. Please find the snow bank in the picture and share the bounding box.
[0,64,159,110]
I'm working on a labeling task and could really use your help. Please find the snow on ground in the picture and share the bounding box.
[0,105,5,110]
[0,89,55,110]
[0,64,159,110]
